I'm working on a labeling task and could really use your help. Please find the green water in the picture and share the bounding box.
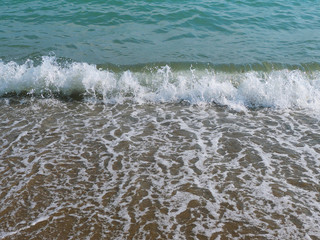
[1,0,320,65]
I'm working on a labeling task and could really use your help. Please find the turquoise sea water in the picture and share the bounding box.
[1,0,320,65]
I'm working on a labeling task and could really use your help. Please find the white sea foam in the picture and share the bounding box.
[1,57,320,112]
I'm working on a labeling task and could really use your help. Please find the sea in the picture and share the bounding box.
[1,0,320,239]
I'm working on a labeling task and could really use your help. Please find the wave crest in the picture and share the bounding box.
[1,56,320,111]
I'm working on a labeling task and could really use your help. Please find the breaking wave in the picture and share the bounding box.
[1,56,320,111]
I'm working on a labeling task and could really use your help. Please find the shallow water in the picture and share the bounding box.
[1,99,319,239]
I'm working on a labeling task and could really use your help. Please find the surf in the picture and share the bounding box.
[1,56,320,112]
